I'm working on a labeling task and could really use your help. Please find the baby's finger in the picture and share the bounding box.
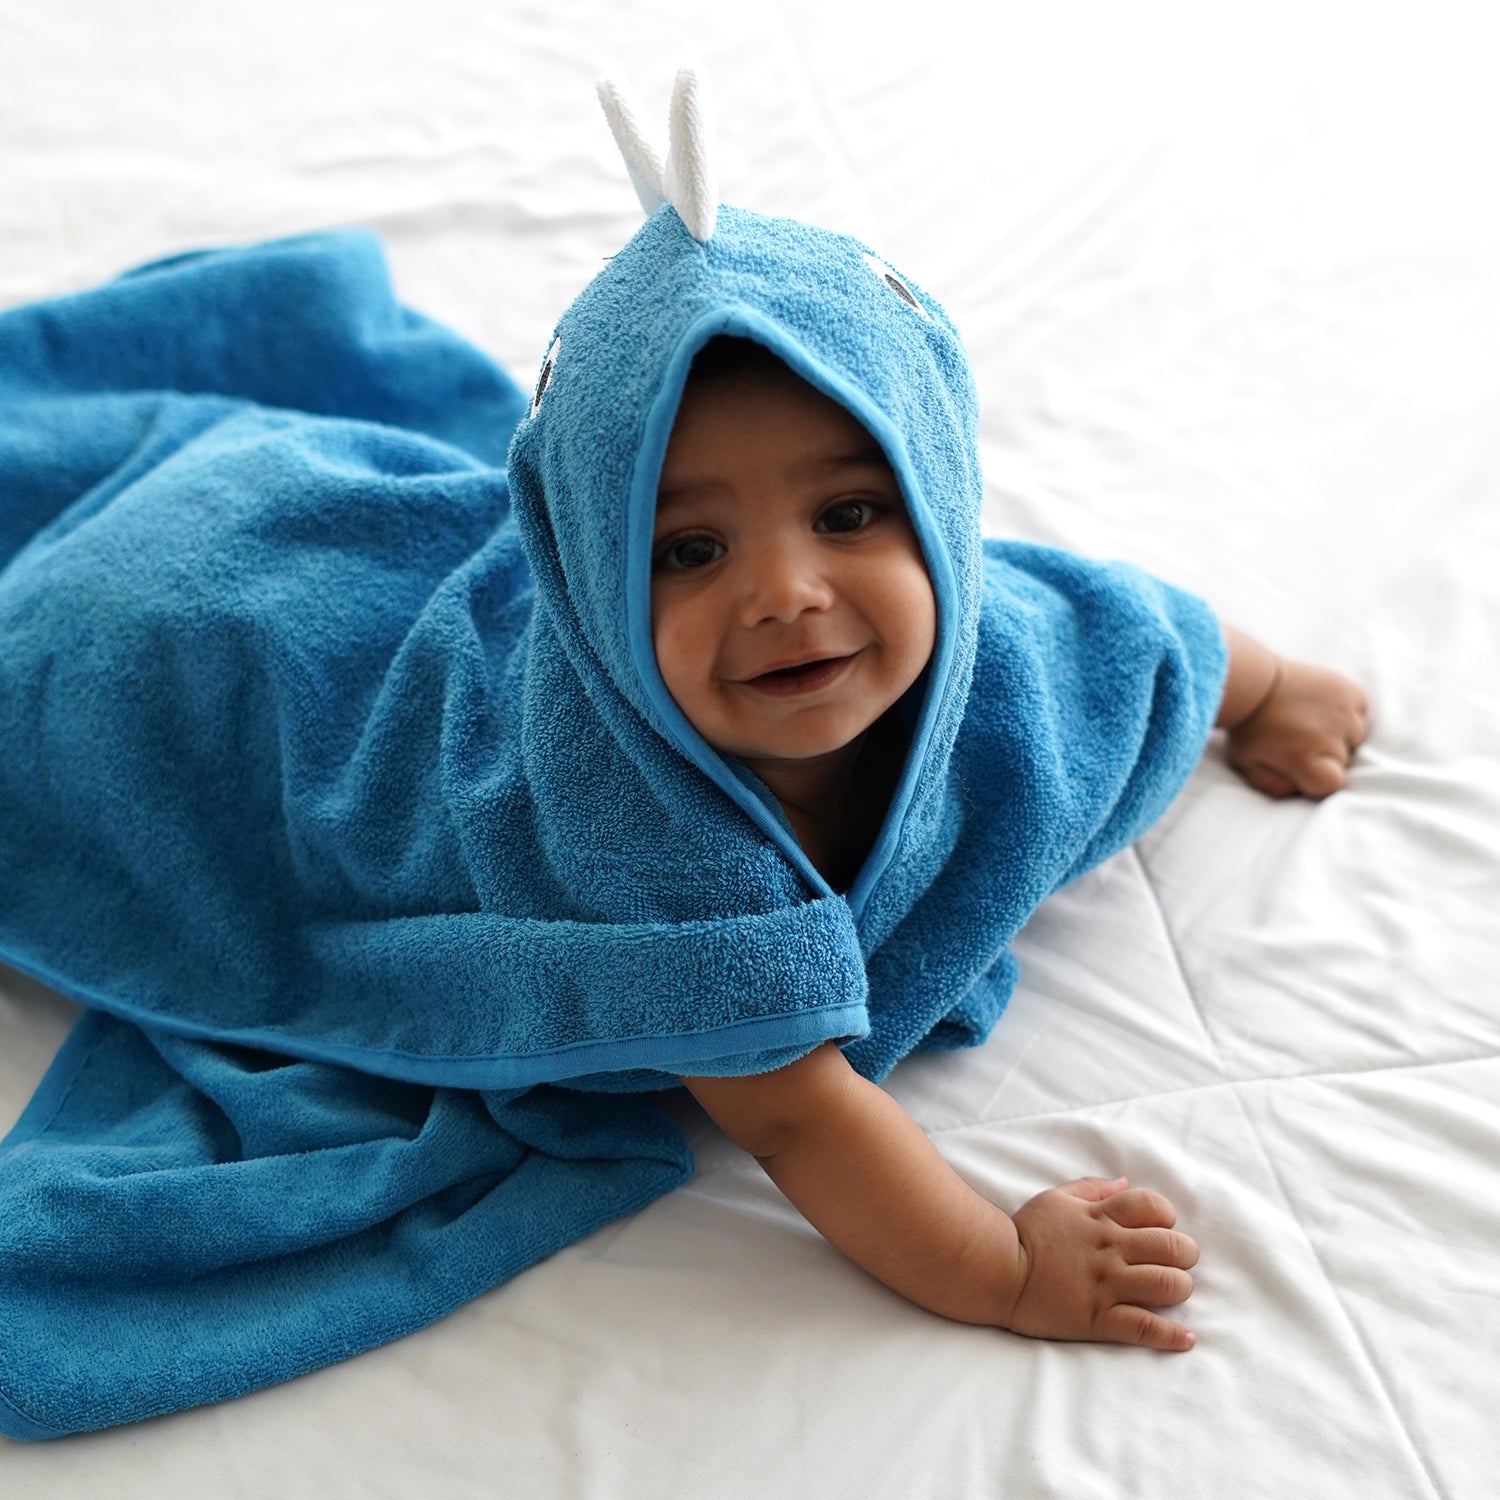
[1237,759,1297,799]
[1098,1304,1196,1353]
[1119,1227,1199,1270]
[1116,1263,1195,1309]
[1057,1176,1130,1203]
[1100,1187,1176,1230]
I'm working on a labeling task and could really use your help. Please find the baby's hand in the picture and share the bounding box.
[1002,1177,1198,1352]
[1226,659,1369,799]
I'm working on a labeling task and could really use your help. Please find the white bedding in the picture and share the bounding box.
[2,2,1497,1493]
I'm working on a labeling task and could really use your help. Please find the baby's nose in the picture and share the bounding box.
[738,544,835,625]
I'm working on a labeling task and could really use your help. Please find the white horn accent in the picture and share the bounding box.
[664,67,718,243]
[596,77,667,217]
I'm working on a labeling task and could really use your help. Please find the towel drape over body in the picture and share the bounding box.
[0,213,1225,1437]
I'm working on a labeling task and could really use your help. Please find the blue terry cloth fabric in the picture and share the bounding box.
[0,218,1225,1439]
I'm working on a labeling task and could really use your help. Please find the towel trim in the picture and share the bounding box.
[0,944,869,1090]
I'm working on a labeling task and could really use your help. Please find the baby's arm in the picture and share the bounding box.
[682,1042,1198,1350]
[1217,625,1369,798]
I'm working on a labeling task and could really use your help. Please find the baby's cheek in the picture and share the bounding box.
[651,609,707,712]
[888,562,938,674]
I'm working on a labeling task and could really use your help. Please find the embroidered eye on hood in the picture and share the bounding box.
[530,335,561,418]
[861,252,930,319]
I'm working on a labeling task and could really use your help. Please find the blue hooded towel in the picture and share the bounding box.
[0,177,1225,1436]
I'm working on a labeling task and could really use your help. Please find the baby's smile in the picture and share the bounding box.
[737,651,857,696]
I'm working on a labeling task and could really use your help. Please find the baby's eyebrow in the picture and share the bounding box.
[798,442,892,475]
[655,483,720,512]
[655,443,894,510]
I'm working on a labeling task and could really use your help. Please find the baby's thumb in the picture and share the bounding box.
[1059,1176,1130,1202]
[1295,753,1348,799]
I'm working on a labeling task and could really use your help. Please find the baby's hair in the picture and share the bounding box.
[687,335,792,385]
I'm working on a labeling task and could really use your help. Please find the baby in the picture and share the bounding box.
[653,336,1368,1352]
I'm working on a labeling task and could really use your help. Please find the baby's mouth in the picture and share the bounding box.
[742,654,854,697]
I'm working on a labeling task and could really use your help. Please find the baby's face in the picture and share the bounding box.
[650,363,936,769]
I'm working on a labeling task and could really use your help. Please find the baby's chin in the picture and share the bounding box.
[706,715,882,770]
[698,681,909,762]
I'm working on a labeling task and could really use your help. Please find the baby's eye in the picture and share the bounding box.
[816,500,880,534]
[654,534,725,572]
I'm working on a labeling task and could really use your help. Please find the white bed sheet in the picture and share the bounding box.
[2,1,1497,1493]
